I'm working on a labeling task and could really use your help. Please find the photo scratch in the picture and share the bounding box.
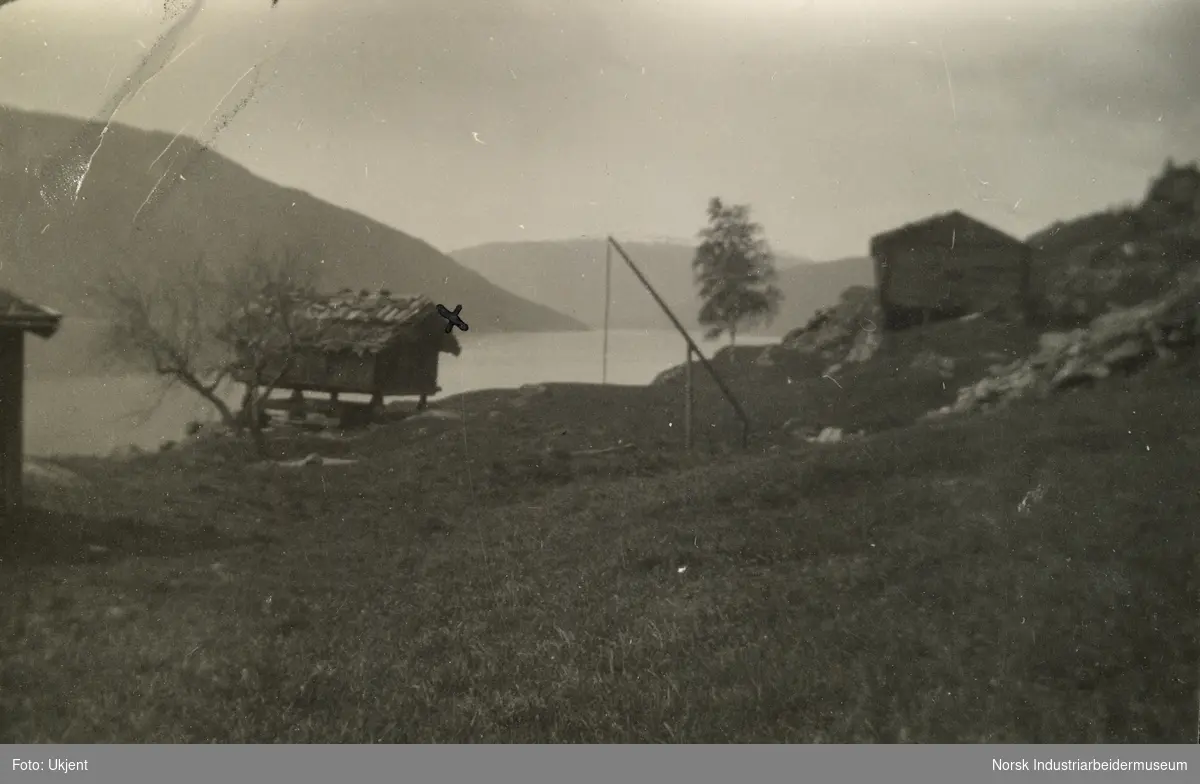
[939,38,958,122]
[132,166,174,224]
[147,123,190,171]
[72,125,110,202]
[195,65,260,143]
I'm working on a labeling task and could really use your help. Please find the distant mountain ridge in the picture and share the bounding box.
[0,107,586,338]
[450,238,874,336]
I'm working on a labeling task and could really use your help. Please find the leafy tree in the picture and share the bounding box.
[692,197,783,346]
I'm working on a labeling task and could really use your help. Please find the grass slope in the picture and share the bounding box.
[2,344,1194,742]
[0,107,585,338]
[661,315,1043,441]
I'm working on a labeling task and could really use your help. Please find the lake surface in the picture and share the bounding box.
[24,329,775,458]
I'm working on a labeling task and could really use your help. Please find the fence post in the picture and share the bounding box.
[684,346,694,451]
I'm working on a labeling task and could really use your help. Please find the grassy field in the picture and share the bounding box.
[1,331,1197,742]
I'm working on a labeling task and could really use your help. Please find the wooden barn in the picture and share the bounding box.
[230,289,461,421]
[0,288,62,516]
[869,210,1033,330]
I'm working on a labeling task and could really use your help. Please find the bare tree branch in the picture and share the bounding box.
[94,254,241,435]
[211,245,323,456]
[91,236,323,458]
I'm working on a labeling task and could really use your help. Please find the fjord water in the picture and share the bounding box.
[23,327,774,458]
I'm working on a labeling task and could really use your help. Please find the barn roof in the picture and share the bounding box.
[0,288,62,338]
[234,289,461,357]
[869,210,1027,257]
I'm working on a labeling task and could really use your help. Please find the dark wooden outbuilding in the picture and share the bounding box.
[230,289,461,420]
[869,210,1032,330]
[0,289,62,516]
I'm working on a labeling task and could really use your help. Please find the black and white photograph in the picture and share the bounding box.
[0,0,1197,744]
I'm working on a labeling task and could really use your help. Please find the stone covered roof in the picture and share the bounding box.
[234,289,461,357]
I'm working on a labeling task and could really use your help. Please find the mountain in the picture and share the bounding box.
[450,239,875,336]
[0,107,586,337]
[450,239,719,332]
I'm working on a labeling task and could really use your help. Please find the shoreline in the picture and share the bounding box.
[22,330,781,460]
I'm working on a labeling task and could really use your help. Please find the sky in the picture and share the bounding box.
[0,0,1196,260]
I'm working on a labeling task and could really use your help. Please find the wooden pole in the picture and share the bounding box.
[607,237,751,448]
[602,241,612,384]
[684,346,694,451]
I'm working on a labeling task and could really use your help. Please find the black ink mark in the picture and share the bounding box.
[437,304,469,334]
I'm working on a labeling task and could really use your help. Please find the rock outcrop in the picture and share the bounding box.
[1033,158,1200,326]
[1038,232,1200,324]
[651,345,757,386]
[909,350,957,380]
[755,286,883,375]
[928,271,1200,418]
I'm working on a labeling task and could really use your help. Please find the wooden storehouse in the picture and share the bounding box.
[230,289,461,420]
[869,210,1032,330]
[0,289,62,516]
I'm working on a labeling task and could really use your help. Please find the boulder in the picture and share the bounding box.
[783,419,820,440]
[844,329,882,364]
[1030,331,1080,367]
[276,453,358,468]
[807,427,844,444]
[409,408,462,422]
[932,269,1200,419]
[910,350,957,379]
[1102,338,1154,371]
[1050,358,1110,388]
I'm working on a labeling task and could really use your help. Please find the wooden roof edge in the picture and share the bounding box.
[0,287,63,332]
[252,326,460,357]
[0,311,63,339]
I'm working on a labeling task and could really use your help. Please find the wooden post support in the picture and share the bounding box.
[289,388,307,421]
[369,391,384,424]
[684,346,694,451]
